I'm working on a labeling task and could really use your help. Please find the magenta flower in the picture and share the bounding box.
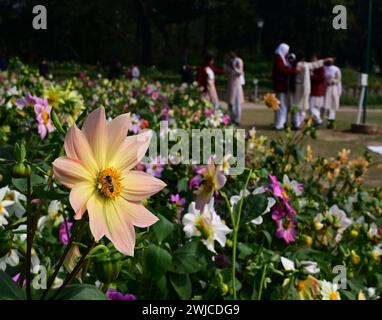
[204,109,213,117]
[106,288,137,300]
[59,221,73,245]
[275,217,297,244]
[170,194,186,213]
[222,115,231,125]
[34,98,54,139]
[151,91,159,100]
[160,107,170,120]
[188,175,202,190]
[145,157,165,178]
[269,175,296,216]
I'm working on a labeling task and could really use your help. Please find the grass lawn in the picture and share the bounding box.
[235,103,382,188]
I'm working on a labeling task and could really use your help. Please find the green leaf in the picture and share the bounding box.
[177,178,188,193]
[143,244,172,282]
[260,230,272,247]
[0,271,26,300]
[32,186,69,200]
[156,275,169,297]
[169,273,191,299]
[153,214,175,243]
[241,194,268,224]
[169,240,208,274]
[54,284,107,300]
[11,178,27,193]
[237,243,253,259]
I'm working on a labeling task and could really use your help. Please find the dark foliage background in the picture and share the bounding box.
[0,0,381,71]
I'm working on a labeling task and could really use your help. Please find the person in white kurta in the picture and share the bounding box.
[291,56,333,129]
[226,52,244,124]
[324,64,342,127]
[205,66,220,109]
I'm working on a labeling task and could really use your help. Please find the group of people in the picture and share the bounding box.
[272,43,342,130]
[193,52,245,125]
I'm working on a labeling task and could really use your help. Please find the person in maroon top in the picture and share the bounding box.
[309,54,326,126]
[196,53,224,93]
[272,43,300,130]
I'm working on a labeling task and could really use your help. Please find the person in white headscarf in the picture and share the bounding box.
[290,53,333,129]
[324,61,342,129]
[272,43,300,130]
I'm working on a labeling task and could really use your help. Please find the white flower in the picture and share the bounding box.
[0,188,15,226]
[300,260,320,274]
[182,199,231,253]
[367,223,378,239]
[283,174,303,196]
[371,244,382,261]
[281,257,295,271]
[0,186,26,218]
[229,189,250,207]
[327,205,352,243]
[320,280,341,300]
[218,154,234,175]
[0,250,19,271]
[208,110,223,127]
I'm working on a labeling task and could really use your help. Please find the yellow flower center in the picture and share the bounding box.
[329,291,340,300]
[195,215,212,239]
[4,193,14,201]
[42,110,50,124]
[97,167,123,198]
[0,202,4,215]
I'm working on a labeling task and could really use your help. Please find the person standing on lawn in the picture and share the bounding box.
[196,53,224,109]
[291,53,333,129]
[324,60,342,129]
[310,54,326,126]
[226,51,245,125]
[272,43,300,130]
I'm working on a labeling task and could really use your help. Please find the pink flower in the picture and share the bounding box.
[204,108,213,117]
[145,157,165,178]
[106,288,136,300]
[34,97,54,139]
[275,216,297,244]
[128,114,141,134]
[222,115,231,125]
[59,221,73,245]
[52,107,166,256]
[195,160,226,210]
[15,93,38,110]
[160,107,170,120]
[151,91,159,100]
[269,175,296,216]
[189,175,202,190]
[170,194,186,213]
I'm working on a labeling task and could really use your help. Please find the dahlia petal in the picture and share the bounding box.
[109,130,153,171]
[86,193,108,241]
[53,157,94,188]
[64,124,98,174]
[107,113,130,161]
[116,198,158,228]
[104,200,136,256]
[69,182,94,219]
[122,170,166,202]
[82,107,108,169]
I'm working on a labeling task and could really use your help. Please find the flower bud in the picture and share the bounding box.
[13,142,26,163]
[0,173,3,183]
[350,230,359,238]
[226,239,233,248]
[94,252,123,284]
[11,163,31,178]
[351,250,361,265]
[220,283,229,296]
[303,235,313,247]
[51,110,66,135]
[0,229,14,257]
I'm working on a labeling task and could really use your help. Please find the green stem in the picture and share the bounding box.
[51,240,96,300]
[257,264,268,300]
[231,169,253,300]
